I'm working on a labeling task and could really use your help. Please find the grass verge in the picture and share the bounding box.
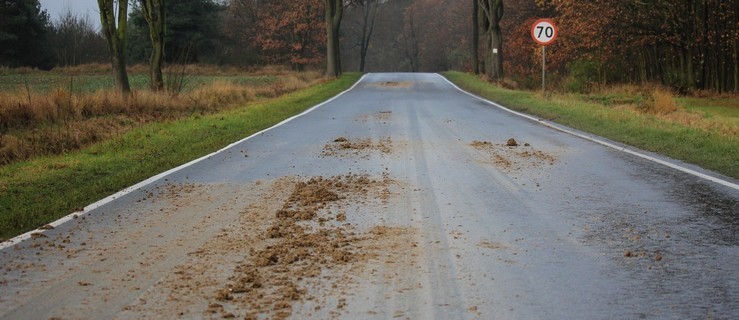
[443,71,738,180]
[0,73,361,240]
[0,68,323,165]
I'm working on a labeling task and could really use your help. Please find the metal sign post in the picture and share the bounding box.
[531,19,558,93]
[542,46,546,93]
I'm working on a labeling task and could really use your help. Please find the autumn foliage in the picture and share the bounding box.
[5,0,737,92]
[228,0,325,70]
[499,0,739,92]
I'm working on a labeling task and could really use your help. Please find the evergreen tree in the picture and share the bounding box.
[129,0,225,64]
[0,0,54,69]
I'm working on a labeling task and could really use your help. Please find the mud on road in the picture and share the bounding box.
[119,130,420,318]
[208,174,412,320]
[470,139,557,172]
[3,73,738,320]
[0,134,419,320]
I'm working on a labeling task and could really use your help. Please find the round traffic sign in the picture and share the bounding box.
[531,19,558,46]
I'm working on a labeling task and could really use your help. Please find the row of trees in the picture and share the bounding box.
[0,0,347,94]
[548,0,739,92]
[98,0,345,93]
[491,0,738,92]
[2,0,737,92]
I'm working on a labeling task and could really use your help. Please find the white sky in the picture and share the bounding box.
[39,0,102,29]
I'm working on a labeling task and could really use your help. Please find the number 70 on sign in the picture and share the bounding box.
[531,19,558,46]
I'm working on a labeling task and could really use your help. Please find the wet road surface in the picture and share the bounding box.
[1,73,738,319]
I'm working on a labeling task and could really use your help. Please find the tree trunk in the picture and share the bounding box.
[734,34,738,92]
[98,0,131,94]
[489,0,504,80]
[734,0,738,91]
[480,5,489,76]
[479,0,503,80]
[688,47,694,88]
[490,15,503,79]
[359,0,378,73]
[402,5,420,72]
[325,0,343,78]
[472,0,479,74]
[141,0,166,92]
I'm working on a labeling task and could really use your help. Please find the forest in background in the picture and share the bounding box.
[1,0,737,93]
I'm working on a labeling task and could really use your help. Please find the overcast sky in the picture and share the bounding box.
[39,0,101,29]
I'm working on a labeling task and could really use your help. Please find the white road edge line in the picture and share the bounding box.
[437,73,739,191]
[0,74,369,250]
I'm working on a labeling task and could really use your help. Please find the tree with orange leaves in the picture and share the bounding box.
[229,0,325,70]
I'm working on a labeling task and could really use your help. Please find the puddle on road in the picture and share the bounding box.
[621,154,739,246]
[667,178,739,246]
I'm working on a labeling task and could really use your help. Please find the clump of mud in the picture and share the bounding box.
[322,137,392,158]
[470,139,557,171]
[370,81,412,88]
[213,174,395,319]
[355,110,393,123]
[354,110,393,124]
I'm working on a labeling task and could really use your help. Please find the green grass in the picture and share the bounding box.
[678,97,739,118]
[0,73,361,240]
[443,71,739,180]
[0,73,278,93]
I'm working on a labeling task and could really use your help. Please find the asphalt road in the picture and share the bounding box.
[1,73,738,319]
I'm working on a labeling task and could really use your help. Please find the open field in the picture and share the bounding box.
[0,66,324,165]
[443,71,739,179]
[0,65,282,94]
[0,73,280,94]
[0,72,361,240]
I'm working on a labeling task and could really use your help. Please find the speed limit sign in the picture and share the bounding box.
[532,19,558,92]
[531,19,557,46]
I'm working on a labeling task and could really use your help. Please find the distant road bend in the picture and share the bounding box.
[1,73,737,319]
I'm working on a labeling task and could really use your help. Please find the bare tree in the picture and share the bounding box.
[97,0,131,93]
[52,8,108,66]
[354,0,381,72]
[139,0,166,91]
[324,0,344,77]
[400,4,419,72]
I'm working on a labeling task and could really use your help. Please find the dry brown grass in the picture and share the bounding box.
[580,84,738,137]
[0,69,323,165]
[604,91,738,138]
[592,84,643,96]
[641,87,679,115]
[41,63,318,77]
[52,63,115,75]
[689,89,739,99]
[0,66,40,75]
